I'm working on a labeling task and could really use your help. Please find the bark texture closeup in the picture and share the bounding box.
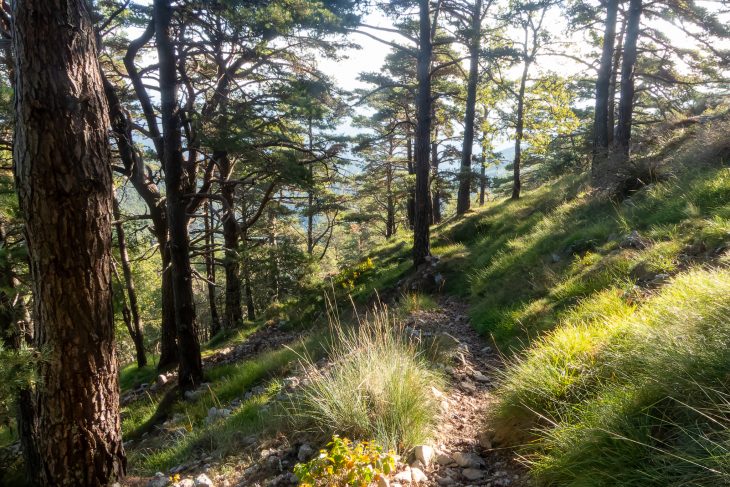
[12,0,126,484]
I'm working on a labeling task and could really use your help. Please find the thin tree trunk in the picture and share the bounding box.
[244,265,256,321]
[154,0,202,391]
[512,56,530,200]
[413,0,433,266]
[607,18,626,145]
[13,0,126,483]
[306,117,315,255]
[613,0,642,157]
[101,65,177,372]
[591,0,619,186]
[217,151,243,330]
[431,124,442,225]
[385,142,395,238]
[479,150,487,206]
[204,200,221,336]
[406,131,415,229]
[113,198,147,368]
[456,0,483,215]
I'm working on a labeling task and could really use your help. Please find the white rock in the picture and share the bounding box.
[413,445,434,466]
[176,479,195,487]
[157,374,168,386]
[462,468,485,481]
[194,473,215,487]
[410,467,428,483]
[375,473,390,487]
[452,452,484,468]
[147,472,170,487]
[460,381,476,392]
[394,469,413,483]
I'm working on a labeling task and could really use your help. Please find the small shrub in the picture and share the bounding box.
[293,436,397,487]
[287,307,443,451]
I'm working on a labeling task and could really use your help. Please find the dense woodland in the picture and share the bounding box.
[0,0,730,486]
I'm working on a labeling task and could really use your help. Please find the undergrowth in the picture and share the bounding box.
[286,305,443,452]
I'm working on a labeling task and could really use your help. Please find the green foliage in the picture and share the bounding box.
[293,436,397,487]
[287,307,443,452]
[0,345,39,433]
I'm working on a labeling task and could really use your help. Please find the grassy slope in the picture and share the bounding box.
[409,124,730,485]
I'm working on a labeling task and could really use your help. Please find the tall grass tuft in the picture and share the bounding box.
[287,305,443,452]
[490,268,730,485]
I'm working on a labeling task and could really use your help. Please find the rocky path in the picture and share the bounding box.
[125,296,525,487]
[402,297,525,487]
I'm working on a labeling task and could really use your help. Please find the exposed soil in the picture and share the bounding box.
[402,296,526,487]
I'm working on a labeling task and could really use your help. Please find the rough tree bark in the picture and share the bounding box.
[456,0,483,215]
[413,0,433,266]
[154,0,202,390]
[113,198,147,368]
[591,0,619,186]
[12,0,126,483]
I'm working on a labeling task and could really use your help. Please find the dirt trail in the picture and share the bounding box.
[404,296,525,487]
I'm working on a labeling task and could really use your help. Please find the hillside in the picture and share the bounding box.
[46,122,730,486]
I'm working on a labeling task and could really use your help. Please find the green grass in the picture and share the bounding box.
[286,306,444,452]
[494,269,730,486]
[119,362,159,393]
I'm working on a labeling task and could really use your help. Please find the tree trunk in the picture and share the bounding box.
[600,0,641,192]
[607,18,626,145]
[512,56,530,200]
[101,70,177,371]
[158,244,178,370]
[217,151,243,330]
[430,125,441,225]
[113,198,147,368]
[385,145,395,238]
[456,0,482,215]
[413,0,433,266]
[154,0,202,391]
[613,0,642,157]
[13,0,126,483]
[306,117,315,255]
[244,264,256,321]
[591,0,619,186]
[406,131,415,229]
[479,150,487,206]
[204,200,221,337]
